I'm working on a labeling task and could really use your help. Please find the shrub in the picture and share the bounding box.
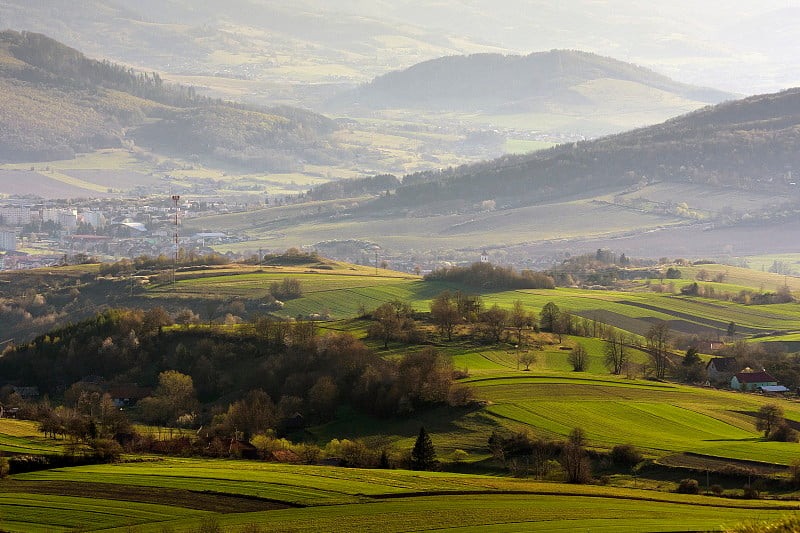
[452,449,469,463]
[610,444,642,467]
[710,484,723,496]
[677,478,700,494]
[769,423,799,442]
[295,443,322,464]
[89,438,123,462]
[742,483,760,499]
[269,278,302,300]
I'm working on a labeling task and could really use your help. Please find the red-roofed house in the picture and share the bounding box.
[731,369,777,391]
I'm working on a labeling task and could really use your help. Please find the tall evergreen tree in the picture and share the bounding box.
[411,426,437,471]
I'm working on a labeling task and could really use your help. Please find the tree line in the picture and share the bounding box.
[425,261,555,290]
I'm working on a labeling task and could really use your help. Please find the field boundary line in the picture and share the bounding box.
[365,489,800,510]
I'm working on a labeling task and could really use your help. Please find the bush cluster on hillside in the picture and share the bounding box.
[425,262,554,290]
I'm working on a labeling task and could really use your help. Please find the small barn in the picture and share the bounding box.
[229,439,259,460]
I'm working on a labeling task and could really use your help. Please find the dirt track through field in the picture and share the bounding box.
[0,480,294,512]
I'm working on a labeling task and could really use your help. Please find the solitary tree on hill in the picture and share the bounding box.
[430,290,460,341]
[568,343,588,372]
[540,302,561,332]
[411,426,437,471]
[510,300,535,346]
[756,403,785,438]
[646,321,671,379]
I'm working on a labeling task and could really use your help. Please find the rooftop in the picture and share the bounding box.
[734,370,776,383]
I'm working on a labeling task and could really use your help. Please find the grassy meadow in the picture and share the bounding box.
[140,262,800,465]
[146,261,800,337]
[1,459,798,532]
[5,261,800,530]
[0,419,69,455]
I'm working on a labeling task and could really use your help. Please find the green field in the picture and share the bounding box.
[6,263,800,530]
[3,459,797,532]
[141,265,800,465]
[0,419,70,455]
[150,264,800,339]
[466,373,800,462]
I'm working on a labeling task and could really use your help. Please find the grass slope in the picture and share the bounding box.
[4,459,797,532]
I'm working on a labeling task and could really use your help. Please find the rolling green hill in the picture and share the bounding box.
[385,87,800,210]
[3,459,796,532]
[0,30,338,168]
[5,260,800,530]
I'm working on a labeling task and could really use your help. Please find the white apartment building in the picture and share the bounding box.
[0,230,16,251]
[0,206,31,225]
[79,210,105,228]
[58,211,78,229]
[41,208,61,223]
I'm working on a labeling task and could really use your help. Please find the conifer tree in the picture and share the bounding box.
[411,426,437,470]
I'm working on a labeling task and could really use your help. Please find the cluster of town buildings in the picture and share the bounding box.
[0,199,250,270]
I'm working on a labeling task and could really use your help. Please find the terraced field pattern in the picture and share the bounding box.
[5,262,800,530]
[2,459,798,532]
[147,262,800,340]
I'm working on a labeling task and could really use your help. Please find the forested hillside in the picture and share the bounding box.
[328,50,731,112]
[377,87,800,210]
[0,30,338,167]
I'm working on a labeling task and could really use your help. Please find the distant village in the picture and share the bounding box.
[0,197,252,270]
[0,197,549,273]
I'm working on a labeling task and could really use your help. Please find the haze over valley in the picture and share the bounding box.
[5,5,800,532]
[3,2,800,269]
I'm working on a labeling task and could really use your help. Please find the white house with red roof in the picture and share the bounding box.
[731,368,777,391]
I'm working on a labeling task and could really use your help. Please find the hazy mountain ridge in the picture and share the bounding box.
[373,88,800,210]
[328,50,733,112]
[0,0,503,88]
[0,30,338,167]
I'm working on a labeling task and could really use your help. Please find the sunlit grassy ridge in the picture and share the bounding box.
[0,419,68,455]
[145,263,800,337]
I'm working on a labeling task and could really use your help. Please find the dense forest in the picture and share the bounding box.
[0,309,472,427]
[0,30,338,167]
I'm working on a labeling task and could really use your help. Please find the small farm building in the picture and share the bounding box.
[731,369,777,391]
